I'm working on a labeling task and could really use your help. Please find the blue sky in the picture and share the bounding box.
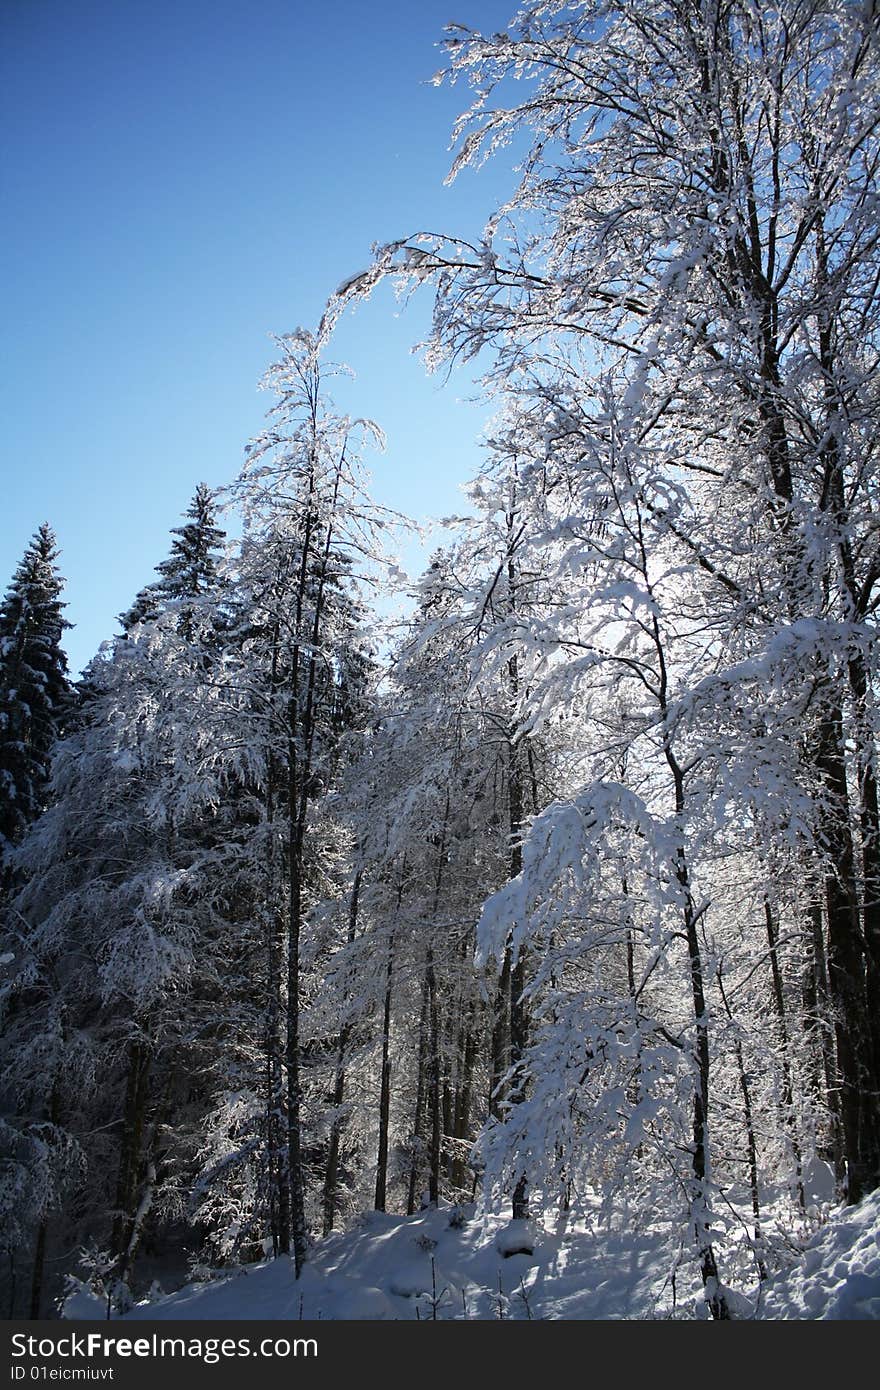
[1,0,517,673]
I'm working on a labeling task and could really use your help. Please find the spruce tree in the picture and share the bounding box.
[118,483,225,635]
[0,524,70,860]
[3,495,228,1312]
[155,482,225,600]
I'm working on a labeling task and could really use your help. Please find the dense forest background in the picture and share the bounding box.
[2,0,880,1321]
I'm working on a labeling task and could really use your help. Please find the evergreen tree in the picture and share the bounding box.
[0,524,70,861]
[155,483,225,602]
[118,484,225,637]
[1,498,228,1314]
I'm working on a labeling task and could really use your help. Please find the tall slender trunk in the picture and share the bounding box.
[263,607,289,1255]
[763,900,805,1211]
[284,521,315,1278]
[646,576,727,1316]
[623,876,644,1149]
[374,870,403,1212]
[504,487,530,1224]
[716,968,767,1281]
[450,994,478,1194]
[850,653,880,1164]
[489,953,511,1120]
[425,790,452,1206]
[267,902,289,1254]
[407,979,430,1215]
[801,873,843,1173]
[112,1042,151,1264]
[322,867,363,1235]
[373,942,395,1212]
[426,945,442,1206]
[286,821,308,1274]
[675,833,727,1317]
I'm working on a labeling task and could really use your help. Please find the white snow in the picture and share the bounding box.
[61,1204,696,1321]
[60,1191,880,1321]
[758,1189,880,1320]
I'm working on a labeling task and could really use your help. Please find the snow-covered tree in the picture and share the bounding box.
[194,329,389,1273]
[0,524,70,866]
[0,500,229,1313]
[119,483,226,637]
[317,0,880,1315]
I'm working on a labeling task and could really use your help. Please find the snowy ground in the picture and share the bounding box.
[757,1188,880,1319]
[61,1186,880,1321]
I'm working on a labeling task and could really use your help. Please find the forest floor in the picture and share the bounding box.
[61,1177,880,1320]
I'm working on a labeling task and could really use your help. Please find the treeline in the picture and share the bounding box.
[2,0,880,1321]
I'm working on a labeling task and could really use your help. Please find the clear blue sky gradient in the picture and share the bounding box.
[1,0,518,674]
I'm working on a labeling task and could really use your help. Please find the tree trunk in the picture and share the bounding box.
[716,967,767,1281]
[284,462,339,1274]
[801,874,843,1174]
[286,822,308,1275]
[679,844,727,1318]
[322,868,363,1235]
[424,790,451,1206]
[426,945,442,1206]
[650,589,727,1317]
[815,220,880,1189]
[450,997,477,1194]
[489,952,511,1120]
[504,505,530,1224]
[112,1041,151,1264]
[374,927,395,1212]
[407,978,430,1215]
[764,900,805,1211]
[267,904,289,1255]
[814,709,874,1200]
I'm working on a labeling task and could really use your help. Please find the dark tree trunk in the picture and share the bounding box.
[407,978,430,1215]
[374,926,396,1212]
[424,791,451,1206]
[267,905,289,1255]
[322,868,363,1235]
[814,710,875,1200]
[286,828,308,1275]
[264,615,289,1256]
[852,659,880,1159]
[717,967,767,1281]
[801,876,843,1175]
[450,997,478,1194]
[426,946,442,1206]
[678,842,727,1318]
[285,462,340,1274]
[504,521,530,1224]
[764,900,805,1211]
[650,591,727,1317]
[809,225,879,1196]
[112,1041,151,1264]
[489,952,511,1121]
[321,1060,346,1237]
[623,880,643,1150]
